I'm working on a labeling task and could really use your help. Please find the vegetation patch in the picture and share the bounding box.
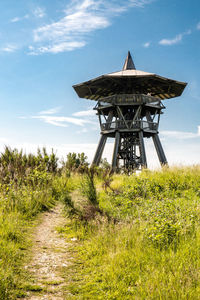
[61,166,200,299]
[0,146,199,299]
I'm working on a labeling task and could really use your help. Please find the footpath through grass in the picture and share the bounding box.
[0,147,72,299]
[61,166,200,299]
[0,173,71,299]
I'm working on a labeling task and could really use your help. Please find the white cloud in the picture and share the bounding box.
[160,126,200,139]
[159,30,191,46]
[39,107,62,115]
[30,0,153,54]
[29,42,86,55]
[197,22,200,30]
[72,109,96,117]
[11,17,20,23]
[33,7,46,18]
[76,128,89,134]
[32,115,96,127]
[10,14,29,23]
[1,44,18,53]
[159,34,182,46]
[21,106,98,129]
[143,41,150,48]
[33,2,110,54]
[129,0,154,7]
[10,7,45,24]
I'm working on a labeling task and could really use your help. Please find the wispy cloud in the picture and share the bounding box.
[76,127,89,134]
[160,126,200,139]
[143,41,150,48]
[72,109,96,117]
[159,30,191,46]
[197,22,200,30]
[28,42,86,55]
[1,44,18,53]
[22,105,98,129]
[33,7,46,18]
[10,14,29,23]
[11,17,20,23]
[129,0,154,7]
[39,107,62,115]
[32,115,95,127]
[29,0,153,54]
[10,7,45,24]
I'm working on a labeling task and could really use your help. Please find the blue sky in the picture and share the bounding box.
[0,0,200,167]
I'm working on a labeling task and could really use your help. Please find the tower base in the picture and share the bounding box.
[92,132,168,173]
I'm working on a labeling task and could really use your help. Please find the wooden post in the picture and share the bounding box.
[112,131,120,171]
[92,110,113,166]
[139,131,147,168]
[152,134,168,166]
[92,134,107,166]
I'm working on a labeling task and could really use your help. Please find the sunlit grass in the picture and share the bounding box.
[62,166,200,299]
[0,147,199,299]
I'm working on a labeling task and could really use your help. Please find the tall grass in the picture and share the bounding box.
[62,166,200,299]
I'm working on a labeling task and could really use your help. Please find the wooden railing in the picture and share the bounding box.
[98,94,160,105]
[101,120,158,131]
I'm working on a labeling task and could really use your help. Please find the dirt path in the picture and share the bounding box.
[24,203,71,300]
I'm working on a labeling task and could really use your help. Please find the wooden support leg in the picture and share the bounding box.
[112,132,120,172]
[92,134,107,166]
[153,134,168,166]
[92,109,114,167]
[139,131,147,168]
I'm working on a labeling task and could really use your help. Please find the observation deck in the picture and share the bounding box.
[101,120,158,137]
[97,94,162,105]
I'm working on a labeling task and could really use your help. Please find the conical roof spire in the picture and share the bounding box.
[123,51,136,70]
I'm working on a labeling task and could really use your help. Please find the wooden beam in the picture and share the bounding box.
[112,131,120,172]
[92,110,114,166]
[139,131,147,168]
[106,110,114,126]
[152,134,168,166]
[98,113,102,128]
[130,105,142,128]
[92,134,107,166]
[117,106,129,129]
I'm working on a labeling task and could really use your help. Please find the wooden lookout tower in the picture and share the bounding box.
[73,52,187,172]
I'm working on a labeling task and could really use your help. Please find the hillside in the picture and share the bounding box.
[0,148,199,299]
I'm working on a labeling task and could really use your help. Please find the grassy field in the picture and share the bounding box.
[0,147,199,299]
[61,167,200,299]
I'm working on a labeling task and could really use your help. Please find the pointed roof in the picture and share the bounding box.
[107,69,153,76]
[123,51,136,70]
[73,51,187,101]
